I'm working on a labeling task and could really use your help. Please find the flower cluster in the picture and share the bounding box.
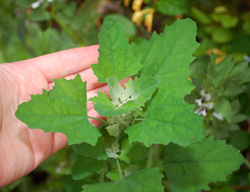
[195,90,224,121]
[124,0,154,32]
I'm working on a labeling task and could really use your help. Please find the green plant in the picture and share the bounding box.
[186,53,250,139]
[15,17,244,192]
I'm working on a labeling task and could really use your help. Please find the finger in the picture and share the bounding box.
[22,45,99,83]
[88,108,106,127]
[52,132,68,154]
[87,84,109,110]
[48,67,104,91]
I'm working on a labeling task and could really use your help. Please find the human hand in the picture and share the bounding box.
[0,45,108,187]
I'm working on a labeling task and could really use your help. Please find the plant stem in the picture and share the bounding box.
[116,158,123,180]
[134,118,144,121]
[162,178,172,191]
[99,168,105,183]
[21,176,28,192]
[205,110,212,135]
[244,158,250,169]
[116,158,127,192]
[87,116,107,124]
[232,185,250,189]
[153,144,160,161]
[146,145,154,169]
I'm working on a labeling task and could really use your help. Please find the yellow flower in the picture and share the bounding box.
[132,11,143,26]
[206,48,226,64]
[124,0,131,7]
[144,8,154,32]
[132,0,143,11]
[132,8,154,31]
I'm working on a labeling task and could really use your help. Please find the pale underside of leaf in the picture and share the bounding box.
[90,75,158,116]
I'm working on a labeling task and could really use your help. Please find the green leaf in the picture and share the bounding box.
[106,14,137,37]
[211,13,238,29]
[190,7,211,25]
[214,6,227,14]
[90,75,158,116]
[126,89,205,147]
[232,114,248,123]
[72,156,104,180]
[124,165,139,177]
[155,0,186,16]
[74,137,107,160]
[16,75,101,145]
[108,75,158,107]
[82,168,164,192]
[214,98,232,123]
[30,9,51,22]
[126,19,205,147]
[243,21,250,35]
[212,27,233,44]
[62,175,85,192]
[132,19,199,98]
[124,76,158,106]
[107,76,124,106]
[224,85,244,96]
[17,0,34,8]
[163,137,244,192]
[220,14,239,28]
[90,92,131,116]
[106,124,120,137]
[106,169,120,181]
[119,139,148,163]
[106,148,119,159]
[229,131,250,151]
[92,18,142,83]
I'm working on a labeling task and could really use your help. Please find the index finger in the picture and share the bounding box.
[21,45,99,83]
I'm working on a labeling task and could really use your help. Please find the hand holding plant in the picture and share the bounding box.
[0,45,107,187]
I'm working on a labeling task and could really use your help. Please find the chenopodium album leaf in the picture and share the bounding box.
[119,139,148,163]
[125,18,206,147]
[91,18,143,83]
[62,175,85,192]
[72,156,104,180]
[163,137,244,192]
[15,75,101,145]
[82,168,164,192]
[73,137,107,161]
[90,75,158,116]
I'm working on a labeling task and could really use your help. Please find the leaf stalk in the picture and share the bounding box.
[244,158,250,169]
[87,116,107,124]
[116,158,127,192]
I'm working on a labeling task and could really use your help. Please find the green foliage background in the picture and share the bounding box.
[1,0,250,191]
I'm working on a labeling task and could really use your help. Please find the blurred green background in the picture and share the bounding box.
[0,0,250,191]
